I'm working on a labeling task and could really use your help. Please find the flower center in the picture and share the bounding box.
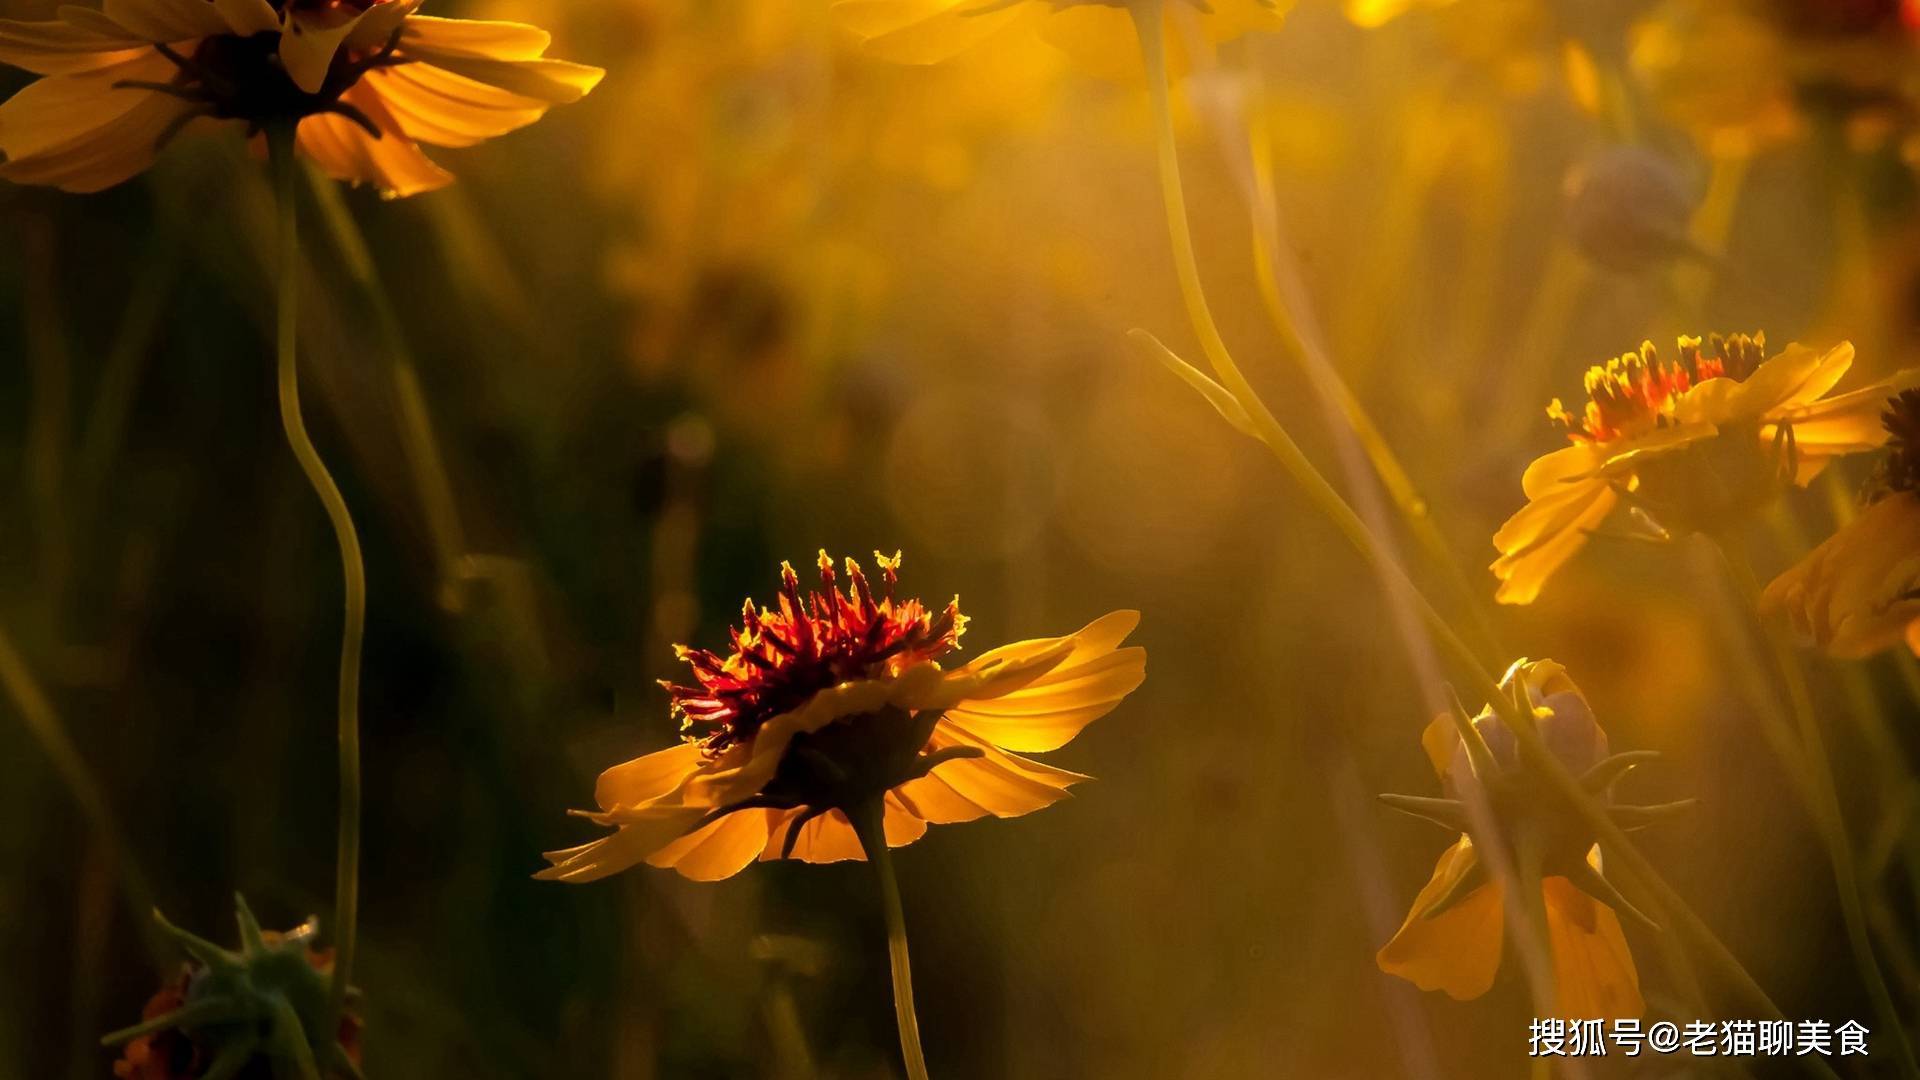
[132,1,404,137]
[1548,332,1764,444]
[1872,389,1920,498]
[664,552,966,755]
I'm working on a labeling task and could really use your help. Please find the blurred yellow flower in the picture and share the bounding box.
[1377,659,1649,1019]
[1763,390,1920,658]
[1635,0,1920,161]
[539,552,1145,883]
[0,0,603,196]
[836,0,1289,70]
[1493,332,1920,604]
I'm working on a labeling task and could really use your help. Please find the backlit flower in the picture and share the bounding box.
[835,0,1290,70]
[538,551,1145,882]
[0,0,603,196]
[105,896,360,1080]
[1492,332,1920,604]
[1377,659,1678,1018]
[1762,390,1920,658]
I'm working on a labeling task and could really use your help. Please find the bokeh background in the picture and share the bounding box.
[4,0,1920,1076]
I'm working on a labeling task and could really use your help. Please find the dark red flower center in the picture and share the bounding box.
[664,553,966,756]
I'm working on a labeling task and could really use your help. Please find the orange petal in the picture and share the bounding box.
[0,54,198,193]
[646,807,776,881]
[0,17,146,74]
[1544,874,1644,1019]
[1491,479,1617,605]
[397,16,603,104]
[592,742,704,813]
[918,720,1088,817]
[763,796,929,865]
[294,83,454,198]
[942,611,1144,753]
[360,63,551,148]
[100,0,228,42]
[1377,837,1505,1001]
[535,805,712,883]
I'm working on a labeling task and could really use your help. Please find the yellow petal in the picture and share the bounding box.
[0,54,196,193]
[646,807,775,881]
[1490,479,1616,605]
[360,63,550,148]
[295,84,454,198]
[891,769,998,824]
[1544,872,1644,1019]
[1762,493,1920,659]
[1677,342,1853,424]
[397,16,603,104]
[762,797,930,865]
[534,805,711,883]
[919,720,1088,817]
[938,611,1142,752]
[1419,710,1459,780]
[100,0,228,42]
[1377,837,1505,1000]
[0,17,146,75]
[592,742,704,813]
[1518,443,1604,498]
[395,14,552,60]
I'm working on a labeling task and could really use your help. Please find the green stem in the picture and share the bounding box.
[1243,76,1504,673]
[1127,0,1807,1052]
[268,124,366,1046]
[1716,538,1919,1078]
[851,801,931,1080]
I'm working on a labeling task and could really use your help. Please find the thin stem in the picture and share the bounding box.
[1127,0,1806,1049]
[1243,73,1504,672]
[0,618,166,968]
[851,801,930,1080]
[1717,538,1919,1078]
[268,124,366,1042]
[304,174,471,612]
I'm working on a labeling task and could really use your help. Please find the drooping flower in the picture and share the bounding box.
[1762,390,1920,658]
[105,896,360,1079]
[1377,659,1683,1018]
[0,0,604,197]
[1492,332,1920,604]
[835,0,1290,71]
[538,551,1145,883]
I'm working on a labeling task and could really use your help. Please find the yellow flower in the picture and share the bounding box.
[835,0,1290,70]
[1377,659,1660,1019]
[538,552,1145,883]
[1492,332,1920,604]
[1763,390,1920,658]
[1634,0,1920,162]
[0,0,603,197]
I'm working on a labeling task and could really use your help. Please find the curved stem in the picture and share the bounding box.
[851,800,930,1080]
[267,125,366,1043]
[1717,538,1919,1078]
